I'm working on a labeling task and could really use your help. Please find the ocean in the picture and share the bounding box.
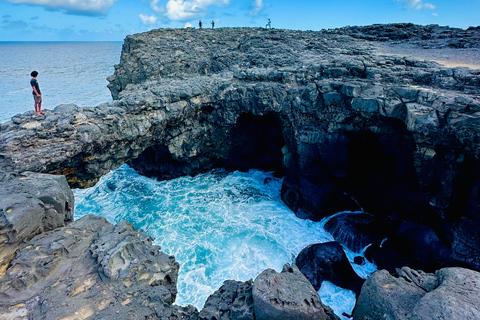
[1,42,376,318]
[0,41,122,122]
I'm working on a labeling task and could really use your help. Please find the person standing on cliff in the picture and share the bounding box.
[266,18,272,29]
[30,71,43,116]
[211,20,215,29]
[199,20,202,29]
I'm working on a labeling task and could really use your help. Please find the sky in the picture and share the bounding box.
[0,0,479,41]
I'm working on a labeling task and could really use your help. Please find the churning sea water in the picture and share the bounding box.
[74,165,376,317]
[1,42,376,319]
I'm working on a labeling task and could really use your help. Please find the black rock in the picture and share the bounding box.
[295,241,364,295]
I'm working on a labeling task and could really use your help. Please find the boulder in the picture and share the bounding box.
[353,267,480,320]
[252,264,339,320]
[295,241,364,295]
[323,212,386,252]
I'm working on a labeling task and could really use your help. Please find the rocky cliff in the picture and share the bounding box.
[1,24,480,319]
[2,25,480,269]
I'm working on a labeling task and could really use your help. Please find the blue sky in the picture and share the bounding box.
[0,0,479,41]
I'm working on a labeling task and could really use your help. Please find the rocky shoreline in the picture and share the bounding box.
[2,24,480,319]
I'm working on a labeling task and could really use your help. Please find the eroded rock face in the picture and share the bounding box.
[199,264,339,320]
[0,215,183,320]
[353,266,480,320]
[1,26,480,271]
[199,280,254,320]
[252,264,338,320]
[0,170,73,276]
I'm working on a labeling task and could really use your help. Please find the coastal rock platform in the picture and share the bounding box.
[1,24,480,319]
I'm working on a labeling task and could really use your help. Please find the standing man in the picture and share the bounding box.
[199,20,202,28]
[30,71,43,116]
[211,20,215,29]
[266,18,272,29]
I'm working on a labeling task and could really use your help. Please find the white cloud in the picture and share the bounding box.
[249,0,263,16]
[396,0,436,10]
[150,0,164,12]
[184,22,193,28]
[139,14,158,25]
[164,0,230,21]
[5,0,117,16]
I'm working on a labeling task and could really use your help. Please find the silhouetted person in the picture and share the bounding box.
[211,20,215,29]
[199,20,202,29]
[266,18,272,29]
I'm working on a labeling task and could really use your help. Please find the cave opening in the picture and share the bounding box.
[224,112,286,178]
[129,112,287,181]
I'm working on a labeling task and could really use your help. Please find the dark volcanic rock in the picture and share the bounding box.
[200,264,339,320]
[252,264,339,320]
[1,24,480,318]
[2,27,479,271]
[199,280,254,320]
[323,212,386,252]
[0,215,184,320]
[0,170,73,276]
[333,23,480,49]
[295,241,364,295]
[353,266,480,320]
[365,222,456,273]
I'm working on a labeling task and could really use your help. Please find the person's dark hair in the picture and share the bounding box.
[31,71,38,77]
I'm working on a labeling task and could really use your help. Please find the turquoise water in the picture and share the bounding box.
[74,165,376,317]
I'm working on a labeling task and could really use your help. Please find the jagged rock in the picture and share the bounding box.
[323,212,386,253]
[0,170,73,276]
[295,241,364,295]
[0,215,183,320]
[353,267,480,320]
[199,265,339,320]
[1,25,480,318]
[333,23,480,49]
[252,264,339,320]
[199,280,254,320]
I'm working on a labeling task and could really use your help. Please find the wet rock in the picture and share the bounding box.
[295,241,364,295]
[323,212,386,253]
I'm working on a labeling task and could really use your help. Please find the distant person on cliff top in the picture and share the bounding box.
[211,20,215,29]
[30,71,43,116]
[266,19,272,29]
[199,20,202,29]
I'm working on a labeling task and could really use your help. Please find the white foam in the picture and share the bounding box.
[74,164,376,313]
[319,281,357,320]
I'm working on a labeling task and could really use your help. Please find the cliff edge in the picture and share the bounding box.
[1,24,480,319]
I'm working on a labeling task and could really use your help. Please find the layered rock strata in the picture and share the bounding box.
[1,25,480,272]
[1,24,480,318]
[0,170,73,276]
